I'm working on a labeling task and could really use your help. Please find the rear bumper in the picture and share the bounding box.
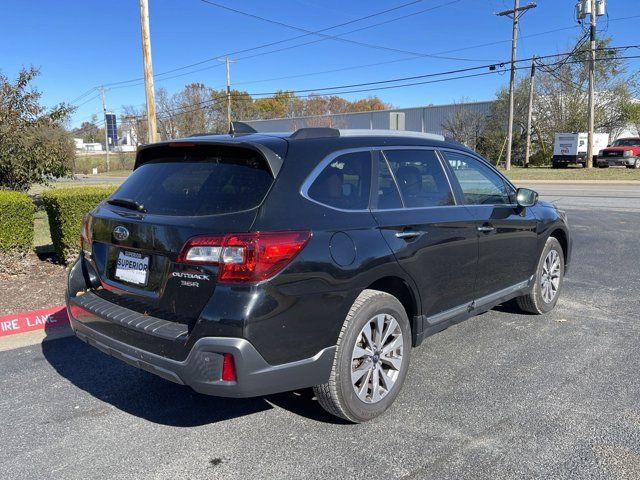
[66,296,335,398]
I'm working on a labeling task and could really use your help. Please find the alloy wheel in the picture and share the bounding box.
[350,314,404,404]
[541,249,561,303]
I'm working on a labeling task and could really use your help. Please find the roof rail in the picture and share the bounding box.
[289,127,445,141]
[339,129,445,141]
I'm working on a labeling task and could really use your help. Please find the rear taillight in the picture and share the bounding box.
[178,230,311,283]
[221,353,237,382]
[80,214,92,255]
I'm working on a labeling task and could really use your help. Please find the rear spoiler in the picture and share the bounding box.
[134,139,284,177]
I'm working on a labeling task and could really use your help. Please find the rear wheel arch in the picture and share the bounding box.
[365,276,420,341]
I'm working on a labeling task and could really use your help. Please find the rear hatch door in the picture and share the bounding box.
[87,142,279,328]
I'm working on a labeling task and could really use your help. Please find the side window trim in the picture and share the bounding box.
[380,150,406,209]
[300,147,376,213]
[374,146,458,211]
[438,148,517,207]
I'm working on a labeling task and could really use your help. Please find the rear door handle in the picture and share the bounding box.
[477,226,495,233]
[395,230,425,239]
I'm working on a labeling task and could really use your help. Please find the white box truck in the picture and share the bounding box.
[552,132,609,168]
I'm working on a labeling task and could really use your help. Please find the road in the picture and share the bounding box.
[1,183,639,479]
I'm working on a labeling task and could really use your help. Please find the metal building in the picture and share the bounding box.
[242,100,494,135]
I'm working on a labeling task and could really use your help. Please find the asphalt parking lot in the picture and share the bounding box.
[1,183,639,479]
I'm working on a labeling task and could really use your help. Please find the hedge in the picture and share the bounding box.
[0,191,34,254]
[42,186,117,262]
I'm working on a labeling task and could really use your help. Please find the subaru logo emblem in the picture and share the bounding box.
[113,226,129,241]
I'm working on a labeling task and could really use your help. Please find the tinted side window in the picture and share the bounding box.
[308,151,371,210]
[382,149,454,208]
[442,151,512,205]
[376,156,403,209]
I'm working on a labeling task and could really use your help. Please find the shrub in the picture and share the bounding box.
[0,190,34,254]
[42,186,117,262]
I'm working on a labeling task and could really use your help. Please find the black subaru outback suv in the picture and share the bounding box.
[66,126,571,422]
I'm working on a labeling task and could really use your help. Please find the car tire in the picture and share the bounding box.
[313,289,411,423]
[633,160,640,169]
[517,237,565,314]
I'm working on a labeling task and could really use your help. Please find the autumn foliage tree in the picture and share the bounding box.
[122,84,391,140]
[0,67,75,191]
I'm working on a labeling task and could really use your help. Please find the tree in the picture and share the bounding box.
[621,101,640,136]
[0,67,75,191]
[479,35,639,166]
[442,99,489,150]
[71,116,102,143]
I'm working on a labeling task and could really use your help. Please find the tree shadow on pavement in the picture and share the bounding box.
[41,333,346,427]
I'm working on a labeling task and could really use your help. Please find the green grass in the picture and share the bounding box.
[33,209,53,252]
[73,153,135,175]
[501,166,640,181]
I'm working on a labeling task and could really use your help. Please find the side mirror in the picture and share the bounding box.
[516,187,538,208]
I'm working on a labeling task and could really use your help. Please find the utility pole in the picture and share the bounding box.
[524,56,537,168]
[586,0,597,168]
[98,86,110,172]
[219,56,237,133]
[496,1,537,170]
[139,0,158,143]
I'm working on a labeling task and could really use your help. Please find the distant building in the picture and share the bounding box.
[120,115,141,147]
[83,143,103,152]
[242,101,495,136]
[73,137,103,152]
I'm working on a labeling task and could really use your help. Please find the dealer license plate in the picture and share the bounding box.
[115,250,150,286]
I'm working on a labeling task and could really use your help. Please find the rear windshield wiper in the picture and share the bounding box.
[107,197,147,213]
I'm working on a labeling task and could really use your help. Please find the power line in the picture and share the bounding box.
[127,50,640,123]
[77,44,640,125]
[199,0,497,62]
[91,22,582,95]
[72,12,640,101]
[74,94,102,108]
[69,87,97,105]
[101,0,437,88]
[225,45,640,99]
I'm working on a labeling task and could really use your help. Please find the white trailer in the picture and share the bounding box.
[552,132,609,168]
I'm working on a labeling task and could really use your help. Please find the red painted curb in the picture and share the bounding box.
[0,305,69,337]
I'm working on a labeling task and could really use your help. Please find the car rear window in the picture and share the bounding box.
[111,147,273,216]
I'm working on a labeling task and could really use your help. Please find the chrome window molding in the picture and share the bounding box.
[299,147,377,213]
[378,146,458,210]
[437,147,519,208]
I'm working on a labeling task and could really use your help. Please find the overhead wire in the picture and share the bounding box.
[123,48,640,123]
[101,0,444,88]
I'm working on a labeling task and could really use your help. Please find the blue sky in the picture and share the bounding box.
[1,0,638,128]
